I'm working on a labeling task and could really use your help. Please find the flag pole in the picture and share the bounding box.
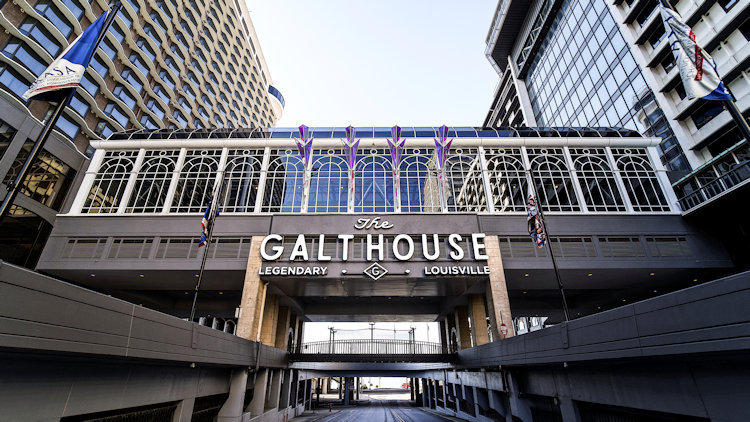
[660,0,750,142]
[528,170,571,322]
[0,3,122,224]
[189,173,225,322]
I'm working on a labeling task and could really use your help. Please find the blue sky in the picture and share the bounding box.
[245,1,498,341]
[246,0,499,127]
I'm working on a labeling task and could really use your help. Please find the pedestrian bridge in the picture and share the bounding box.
[290,339,455,363]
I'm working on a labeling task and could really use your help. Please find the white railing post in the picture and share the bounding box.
[117,148,146,214]
[563,147,588,213]
[605,147,634,213]
[646,146,680,212]
[254,146,270,213]
[162,148,187,214]
[69,148,106,214]
[478,146,496,213]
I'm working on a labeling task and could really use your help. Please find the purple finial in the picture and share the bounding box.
[294,124,314,167]
[434,125,453,170]
[342,125,359,169]
[387,125,407,168]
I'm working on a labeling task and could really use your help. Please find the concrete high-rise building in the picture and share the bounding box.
[483,0,750,218]
[0,0,283,268]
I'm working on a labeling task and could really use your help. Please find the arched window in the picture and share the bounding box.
[261,150,304,212]
[171,150,221,212]
[571,149,625,212]
[528,148,580,212]
[222,150,263,212]
[400,149,439,212]
[614,149,669,212]
[308,150,347,213]
[485,149,527,212]
[354,150,393,213]
[445,149,487,212]
[127,150,178,213]
[83,151,137,213]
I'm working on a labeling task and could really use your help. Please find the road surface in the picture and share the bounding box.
[315,399,451,422]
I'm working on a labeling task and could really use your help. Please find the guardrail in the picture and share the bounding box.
[676,161,750,212]
[289,339,455,362]
[298,339,448,355]
[673,141,750,213]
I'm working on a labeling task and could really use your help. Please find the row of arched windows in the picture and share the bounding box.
[81,147,669,214]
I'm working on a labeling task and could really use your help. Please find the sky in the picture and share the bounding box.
[246,0,500,128]
[246,1,499,342]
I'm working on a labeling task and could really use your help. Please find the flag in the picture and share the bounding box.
[660,5,732,101]
[527,184,546,248]
[199,200,219,247]
[23,10,113,100]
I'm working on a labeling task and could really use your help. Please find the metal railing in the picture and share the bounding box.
[675,160,750,212]
[297,339,448,355]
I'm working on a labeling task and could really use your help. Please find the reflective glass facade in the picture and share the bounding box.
[524,0,690,171]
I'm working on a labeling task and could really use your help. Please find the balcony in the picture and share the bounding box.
[673,141,750,213]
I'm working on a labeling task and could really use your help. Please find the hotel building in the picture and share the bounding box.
[0,0,283,267]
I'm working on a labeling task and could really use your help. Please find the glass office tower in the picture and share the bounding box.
[484,0,691,172]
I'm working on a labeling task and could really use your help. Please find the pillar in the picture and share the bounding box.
[279,370,292,409]
[410,379,415,401]
[355,377,360,400]
[469,294,490,346]
[260,294,279,347]
[246,369,269,417]
[217,369,248,422]
[455,306,471,350]
[439,320,448,352]
[171,397,195,422]
[559,397,582,422]
[484,235,515,339]
[506,371,533,422]
[305,379,312,409]
[237,236,268,341]
[343,377,351,405]
[322,377,329,394]
[422,379,431,408]
[265,369,282,411]
[274,306,291,350]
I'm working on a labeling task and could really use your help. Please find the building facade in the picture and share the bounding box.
[484,0,749,176]
[0,0,283,268]
[484,0,693,174]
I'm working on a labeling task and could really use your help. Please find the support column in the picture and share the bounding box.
[265,369,282,411]
[506,371,533,422]
[171,397,195,422]
[260,294,279,347]
[422,379,431,408]
[455,306,471,350]
[246,369,269,417]
[438,320,448,352]
[355,377,360,400]
[217,369,248,422]
[305,379,312,410]
[322,377,329,394]
[343,377,351,405]
[274,306,291,350]
[469,294,490,346]
[484,235,515,339]
[279,370,292,410]
[559,397,582,422]
[237,236,268,341]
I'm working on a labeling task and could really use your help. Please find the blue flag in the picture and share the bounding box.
[23,10,112,99]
